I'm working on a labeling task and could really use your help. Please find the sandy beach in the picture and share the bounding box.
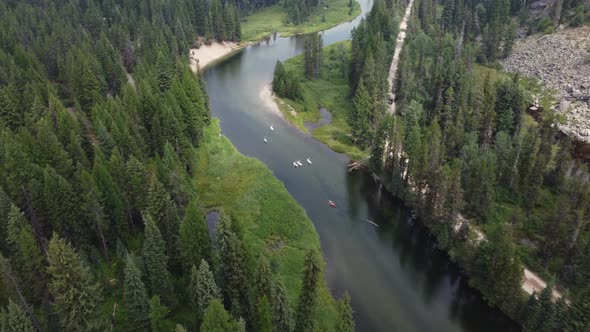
[189,41,240,71]
[259,85,284,118]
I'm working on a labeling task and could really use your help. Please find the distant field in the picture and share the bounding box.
[241,0,361,42]
[193,119,340,330]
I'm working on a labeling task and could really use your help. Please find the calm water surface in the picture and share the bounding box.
[203,1,521,330]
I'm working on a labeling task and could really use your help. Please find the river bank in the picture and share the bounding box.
[266,41,368,160]
[241,0,362,42]
[189,41,246,71]
[195,119,342,329]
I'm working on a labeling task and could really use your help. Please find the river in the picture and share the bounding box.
[202,0,520,330]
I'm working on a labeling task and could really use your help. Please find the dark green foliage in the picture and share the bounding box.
[149,296,170,332]
[0,0,336,328]
[285,0,320,24]
[76,63,101,114]
[256,256,273,300]
[123,255,150,330]
[6,206,45,304]
[304,33,323,79]
[0,87,21,130]
[471,225,523,312]
[272,61,302,100]
[142,216,176,307]
[271,277,293,332]
[156,53,174,92]
[0,299,35,332]
[47,233,104,331]
[337,292,354,332]
[189,260,221,322]
[257,296,273,332]
[216,214,249,316]
[350,79,373,147]
[180,201,211,273]
[146,177,180,262]
[200,299,236,331]
[295,250,321,332]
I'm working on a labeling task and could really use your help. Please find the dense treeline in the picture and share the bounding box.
[285,0,322,24]
[272,61,303,100]
[0,0,347,331]
[348,0,400,147]
[346,0,590,329]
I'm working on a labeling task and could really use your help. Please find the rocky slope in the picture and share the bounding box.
[500,26,590,141]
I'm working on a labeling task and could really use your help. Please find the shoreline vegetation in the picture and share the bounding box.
[189,0,362,70]
[195,119,342,329]
[241,0,362,42]
[268,0,575,327]
[269,41,369,160]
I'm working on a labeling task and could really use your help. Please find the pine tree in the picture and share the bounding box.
[236,317,246,332]
[6,205,46,304]
[146,177,180,261]
[350,79,372,146]
[126,156,149,220]
[337,292,354,332]
[156,52,173,92]
[472,225,523,312]
[142,215,176,307]
[189,260,221,322]
[271,277,293,332]
[41,166,84,244]
[149,296,170,332]
[565,292,590,332]
[123,255,150,330]
[93,153,128,240]
[272,61,286,97]
[256,256,273,300]
[0,87,21,130]
[76,63,100,113]
[179,200,211,273]
[0,187,11,253]
[0,300,35,332]
[200,299,236,331]
[295,249,321,332]
[195,0,209,36]
[536,281,556,331]
[79,170,109,260]
[47,233,104,331]
[216,214,248,315]
[209,0,226,41]
[257,296,273,332]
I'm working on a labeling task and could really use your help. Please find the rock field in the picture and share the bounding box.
[501,26,590,141]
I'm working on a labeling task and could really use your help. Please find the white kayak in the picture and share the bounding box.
[264,136,267,143]
[293,162,298,167]
[306,158,312,164]
[297,160,303,166]
[270,124,274,131]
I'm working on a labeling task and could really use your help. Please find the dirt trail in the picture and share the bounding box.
[387,0,415,114]
[454,214,563,300]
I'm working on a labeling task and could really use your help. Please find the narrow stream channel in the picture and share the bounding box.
[203,1,521,330]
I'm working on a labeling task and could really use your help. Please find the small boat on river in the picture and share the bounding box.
[296,160,303,166]
[328,200,336,208]
[306,158,312,164]
[270,124,274,131]
[293,161,298,167]
[264,136,267,143]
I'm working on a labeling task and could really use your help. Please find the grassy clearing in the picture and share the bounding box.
[194,119,340,329]
[276,41,369,160]
[241,0,361,42]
